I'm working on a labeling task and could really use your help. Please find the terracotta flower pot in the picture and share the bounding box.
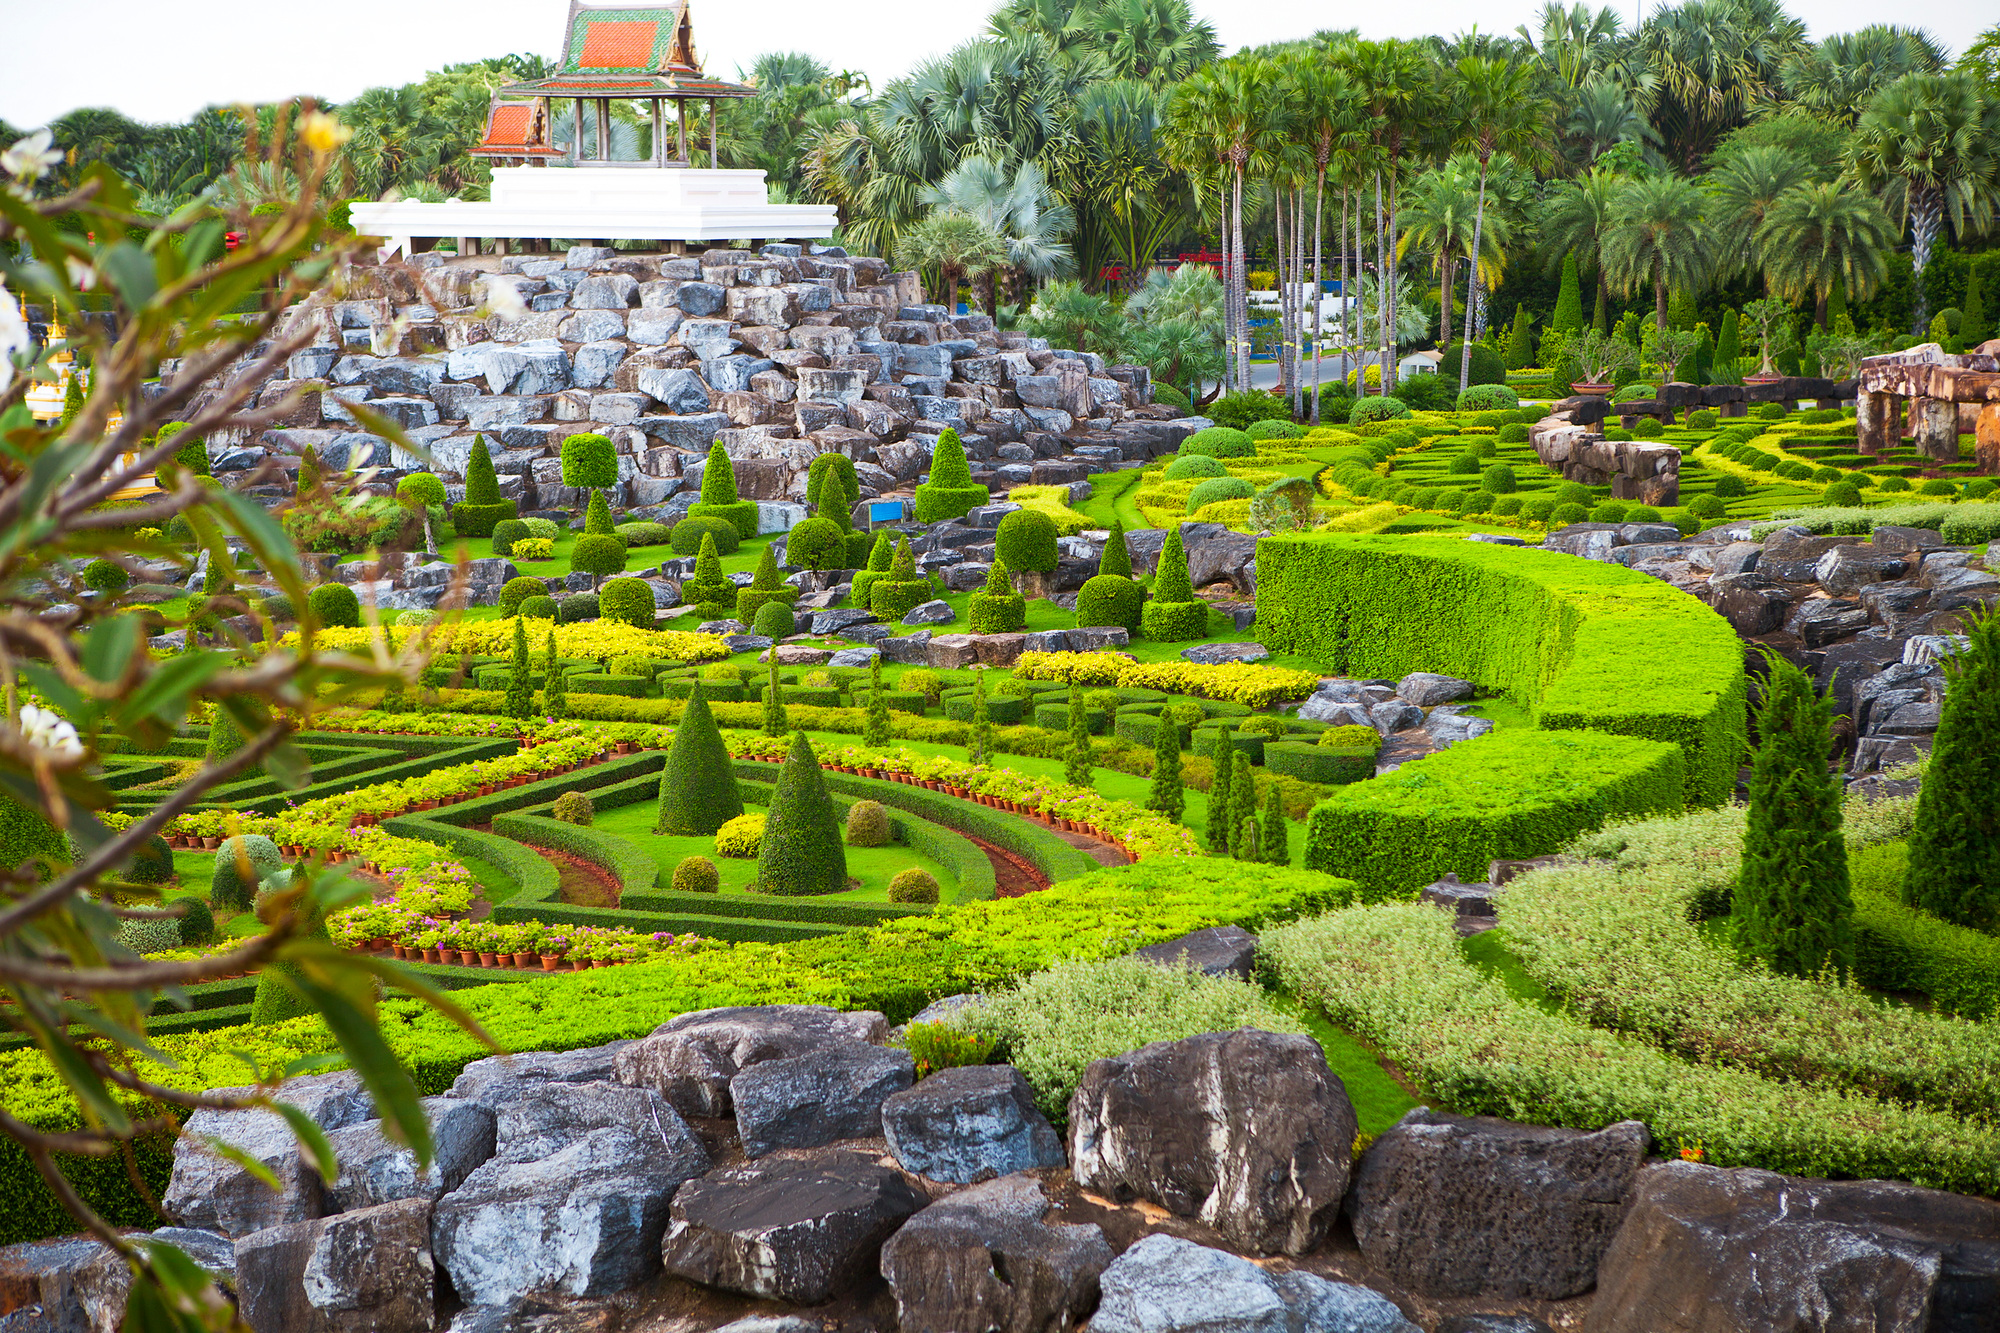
[570,959,588,971]
[1571,381,1615,396]
[512,952,535,968]
[592,958,609,968]
[371,937,391,952]
[392,944,409,960]
[539,955,562,971]
[422,948,442,964]
[479,951,498,967]
[200,836,221,850]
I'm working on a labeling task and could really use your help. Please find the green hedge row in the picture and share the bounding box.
[492,813,661,898]
[4,860,1355,1245]
[1265,742,1374,785]
[1854,888,2000,1021]
[800,767,1101,883]
[1304,729,1687,899]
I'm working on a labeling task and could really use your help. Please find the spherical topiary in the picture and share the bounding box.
[398,472,447,507]
[82,558,129,595]
[599,577,656,630]
[1497,422,1530,443]
[1076,573,1144,635]
[1876,475,1911,493]
[1551,502,1590,525]
[560,432,619,491]
[125,833,175,884]
[1713,473,1749,498]
[752,600,796,637]
[1962,478,1996,500]
[1448,452,1481,475]
[1625,505,1662,522]
[211,835,283,914]
[995,508,1059,574]
[1589,501,1630,523]
[1164,454,1228,480]
[307,582,361,628]
[177,897,215,946]
[557,592,600,623]
[1756,402,1789,421]
[1244,418,1303,441]
[1455,382,1519,411]
[887,867,940,904]
[1631,417,1666,439]
[490,518,531,556]
[1519,496,1557,522]
[1823,481,1863,508]
[1349,396,1411,425]
[1480,463,1518,493]
[672,854,719,894]
[1687,493,1727,519]
[519,595,558,620]
[714,812,767,857]
[845,799,891,847]
[552,790,595,826]
[1490,495,1524,516]
[785,517,847,570]
[1439,342,1506,386]
[570,534,627,579]
[670,515,741,556]
[1185,476,1255,514]
[1179,427,1255,458]
[498,576,546,617]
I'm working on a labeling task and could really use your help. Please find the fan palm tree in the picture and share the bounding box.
[1070,79,1185,289]
[1075,0,1220,84]
[1706,144,1811,288]
[1515,2,1628,88]
[1757,183,1896,327]
[1847,71,2000,331]
[749,52,831,91]
[1636,0,1806,172]
[1602,173,1712,331]
[926,156,1075,310]
[1449,56,1547,391]
[895,208,1010,310]
[1779,26,1947,127]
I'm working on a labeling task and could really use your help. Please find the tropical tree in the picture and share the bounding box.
[1706,144,1810,288]
[987,0,1220,84]
[1022,279,1122,354]
[1400,156,1513,354]
[1514,2,1630,90]
[926,156,1074,309]
[1847,71,2000,332]
[1449,57,1546,391]
[1336,39,1439,392]
[1603,172,1712,331]
[1636,0,1807,172]
[1758,183,1896,326]
[894,207,1010,309]
[1539,165,1624,331]
[1069,79,1185,288]
[1560,77,1658,169]
[1779,25,1948,126]
[1285,60,1370,420]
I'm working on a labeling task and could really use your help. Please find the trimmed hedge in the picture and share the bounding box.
[944,692,1025,725]
[493,812,659,897]
[1854,887,2000,1021]
[1265,742,1374,785]
[566,673,650,698]
[1257,535,1744,812]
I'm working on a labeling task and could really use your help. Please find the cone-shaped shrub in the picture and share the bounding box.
[1142,525,1208,641]
[1204,726,1234,854]
[1064,681,1093,789]
[808,451,860,525]
[969,669,993,765]
[1904,610,2000,929]
[504,617,534,719]
[1714,309,1741,380]
[682,532,735,617]
[763,650,789,736]
[868,534,933,619]
[850,530,897,608]
[736,542,799,624]
[690,438,759,538]
[758,732,848,896]
[1260,781,1287,865]
[970,558,1027,633]
[249,901,332,1026]
[1147,711,1184,820]
[583,489,616,535]
[452,433,517,536]
[1229,751,1258,859]
[1098,521,1132,578]
[913,427,987,522]
[1552,253,1584,334]
[862,655,892,747]
[1734,652,1853,978]
[655,680,743,834]
[544,629,568,719]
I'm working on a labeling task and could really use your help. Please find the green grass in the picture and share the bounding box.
[1458,928,1560,1012]
[1268,992,1419,1137]
[593,800,953,903]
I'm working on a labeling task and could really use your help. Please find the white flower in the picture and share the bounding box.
[18,704,83,759]
[1,129,62,184]
[64,256,97,292]
[0,278,28,396]
[483,276,527,322]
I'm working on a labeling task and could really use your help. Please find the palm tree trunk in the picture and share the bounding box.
[1355,197,1370,397]
[1461,158,1489,394]
[1655,277,1669,335]
[1910,183,1941,334]
[1373,170,1387,396]
[1440,254,1456,354]
[1311,168,1326,426]
[1293,189,1307,419]
[1275,184,1291,404]
[1385,168,1400,395]
[1233,165,1250,393]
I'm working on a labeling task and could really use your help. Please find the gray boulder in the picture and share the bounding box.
[321,1096,496,1211]
[1351,1109,1650,1300]
[1090,1235,1417,1333]
[880,1065,1066,1184]
[660,1152,927,1304]
[1396,672,1475,706]
[730,1043,914,1158]
[234,1198,436,1333]
[430,1081,710,1306]
[879,1174,1111,1333]
[1130,925,1257,980]
[1069,1029,1357,1256]
[162,1071,376,1237]
[1586,1161,2000,1333]
[903,599,956,625]
[1437,1320,1557,1333]
[446,1041,633,1111]
[1369,700,1425,735]
[612,1004,890,1118]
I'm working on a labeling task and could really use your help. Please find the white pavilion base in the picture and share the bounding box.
[348,166,838,259]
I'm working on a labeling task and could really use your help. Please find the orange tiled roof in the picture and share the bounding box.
[577,19,659,69]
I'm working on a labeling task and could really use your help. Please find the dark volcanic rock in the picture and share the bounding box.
[234,1198,437,1333]
[1068,1029,1357,1256]
[1090,1234,1418,1333]
[660,1153,927,1304]
[1130,925,1258,980]
[880,1065,1065,1184]
[612,1004,890,1117]
[1350,1109,1649,1299]
[729,1042,914,1158]
[879,1174,1112,1333]
[162,1071,375,1237]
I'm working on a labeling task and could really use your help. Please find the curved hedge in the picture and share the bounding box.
[1257,535,1743,896]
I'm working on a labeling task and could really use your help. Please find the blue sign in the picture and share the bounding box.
[868,501,904,522]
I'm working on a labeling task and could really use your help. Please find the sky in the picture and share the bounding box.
[0,0,1988,129]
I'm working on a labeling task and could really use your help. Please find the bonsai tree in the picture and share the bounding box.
[681,532,736,618]
[655,679,743,834]
[912,428,988,522]
[561,432,618,508]
[688,438,759,539]
[1140,526,1208,641]
[1903,609,2000,930]
[1740,298,1796,377]
[452,434,518,536]
[1568,328,1638,388]
[1734,651,1853,979]
[757,732,848,896]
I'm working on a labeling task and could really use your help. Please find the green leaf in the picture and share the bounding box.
[18,660,85,717]
[273,1101,340,1182]
[181,219,225,272]
[81,614,141,685]
[292,972,434,1165]
[98,240,159,311]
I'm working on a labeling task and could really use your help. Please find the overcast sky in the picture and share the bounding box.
[1,0,1986,128]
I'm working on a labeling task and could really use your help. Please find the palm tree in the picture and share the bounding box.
[1602,173,1711,331]
[1636,0,1806,172]
[1779,26,1947,126]
[1540,165,1623,329]
[895,208,1011,310]
[1450,56,1546,392]
[1561,77,1656,168]
[1758,184,1896,327]
[988,0,1219,84]
[1515,3,1628,88]
[926,156,1075,310]
[1848,71,2000,332]
[1287,61,1369,421]
[1706,144,1811,288]
[1336,39,1438,392]
[1070,79,1185,290]
[1400,156,1513,354]
[749,52,832,91]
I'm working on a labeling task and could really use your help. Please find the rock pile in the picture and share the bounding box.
[1295,670,1495,770]
[1543,520,1998,778]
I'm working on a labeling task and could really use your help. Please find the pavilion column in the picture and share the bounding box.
[571,99,584,166]
[597,100,610,161]
[651,100,663,166]
[707,98,717,166]
[1915,396,1960,462]
[676,99,688,163]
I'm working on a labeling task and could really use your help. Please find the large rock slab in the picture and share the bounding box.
[1396,672,1475,707]
[1586,1161,2000,1333]
[321,1096,496,1211]
[1130,925,1257,980]
[430,1081,710,1306]
[729,1043,914,1158]
[612,1004,890,1118]
[1068,1029,1356,1256]
[235,1198,436,1333]
[880,1065,1066,1184]
[1349,1109,1649,1299]
[446,1041,635,1111]
[162,1071,376,1237]
[660,1153,927,1304]
[879,1174,1111,1333]
[1090,1235,1417,1333]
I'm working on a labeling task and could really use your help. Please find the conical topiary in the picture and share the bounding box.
[969,558,1026,633]
[1903,609,2000,930]
[763,650,788,736]
[1228,751,1258,859]
[757,732,848,896]
[1961,265,1988,346]
[1733,652,1853,979]
[584,489,615,535]
[969,669,993,765]
[1141,526,1208,641]
[1064,681,1093,789]
[913,427,987,522]
[683,532,735,618]
[453,433,518,536]
[1099,522,1132,578]
[1146,709,1184,820]
[656,679,743,834]
[1204,726,1234,855]
[505,617,534,720]
[689,438,759,538]
[1714,309,1742,383]
[1503,306,1534,370]
[736,541,798,624]
[851,530,898,609]
[1260,781,1287,865]
[1551,253,1584,334]
[862,654,892,748]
